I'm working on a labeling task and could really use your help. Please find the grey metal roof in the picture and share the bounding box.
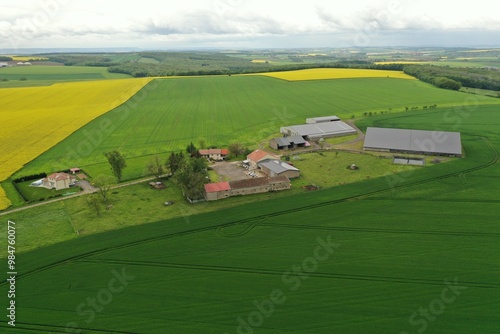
[273,137,290,147]
[287,135,306,145]
[306,116,340,123]
[282,121,356,138]
[258,159,299,174]
[364,127,462,155]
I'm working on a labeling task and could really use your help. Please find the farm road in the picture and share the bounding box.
[0,175,168,217]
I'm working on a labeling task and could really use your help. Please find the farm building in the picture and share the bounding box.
[245,149,279,169]
[204,181,231,201]
[258,159,300,179]
[42,172,76,190]
[204,176,291,201]
[280,121,356,141]
[70,168,81,174]
[229,176,291,197]
[269,135,307,150]
[199,149,229,161]
[306,115,340,123]
[363,127,462,157]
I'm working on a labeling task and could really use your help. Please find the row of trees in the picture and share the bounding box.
[404,65,500,91]
[108,59,405,78]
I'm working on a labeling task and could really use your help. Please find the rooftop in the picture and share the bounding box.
[306,115,340,123]
[258,159,299,174]
[47,172,72,181]
[364,127,462,155]
[204,181,231,193]
[199,148,229,155]
[228,176,289,190]
[282,121,356,138]
[247,149,278,162]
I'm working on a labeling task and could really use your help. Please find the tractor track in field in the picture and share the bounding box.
[2,138,497,287]
[258,223,500,238]
[0,322,142,334]
[76,258,500,289]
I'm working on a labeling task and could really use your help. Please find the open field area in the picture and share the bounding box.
[8,74,500,192]
[0,66,131,88]
[257,68,416,81]
[0,103,498,333]
[0,78,153,209]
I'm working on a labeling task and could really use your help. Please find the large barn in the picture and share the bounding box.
[280,121,356,141]
[363,127,462,157]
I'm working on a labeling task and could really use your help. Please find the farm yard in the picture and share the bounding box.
[0,63,499,334]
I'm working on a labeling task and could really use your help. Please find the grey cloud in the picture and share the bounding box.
[135,9,288,37]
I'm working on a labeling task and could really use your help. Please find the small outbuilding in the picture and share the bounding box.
[269,135,307,150]
[204,181,231,201]
[258,159,300,179]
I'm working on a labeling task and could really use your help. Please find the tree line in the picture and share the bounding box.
[404,65,500,91]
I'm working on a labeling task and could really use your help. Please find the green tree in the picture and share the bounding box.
[191,157,208,174]
[186,142,198,157]
[86,194,101,216]
[167,151,184,175]
[175,159,207,200]
[104,151,127,182]
[228,142,246,157]
[92,175,114,203]
[147,155,165,179]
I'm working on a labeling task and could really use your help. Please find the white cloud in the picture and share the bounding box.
[0,0,499,49]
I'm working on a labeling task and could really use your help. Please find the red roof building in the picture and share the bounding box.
[245,149,279,169]
[199,148,229,161]
[204,181,231,201]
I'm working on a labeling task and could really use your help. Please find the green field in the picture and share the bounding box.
[0,66,130,87]
[12,75,500,183]
[1,103,499,333]
[1,69,499,333]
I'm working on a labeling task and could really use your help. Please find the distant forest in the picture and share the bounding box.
[404,65,500,91]
[42,51,500,93]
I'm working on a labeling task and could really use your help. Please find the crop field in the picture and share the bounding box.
[0,78,153,209]
[257,68,416,81]
[6,56,49,61]
[0,66,131,87]
[10,74,500,187]
[0,103,498,333]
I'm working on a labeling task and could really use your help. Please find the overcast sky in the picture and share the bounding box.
[1,0,500,50]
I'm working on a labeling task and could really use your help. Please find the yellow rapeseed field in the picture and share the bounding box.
[8,56,49,61]
[258,68,416,81]
[0,77,153,210]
